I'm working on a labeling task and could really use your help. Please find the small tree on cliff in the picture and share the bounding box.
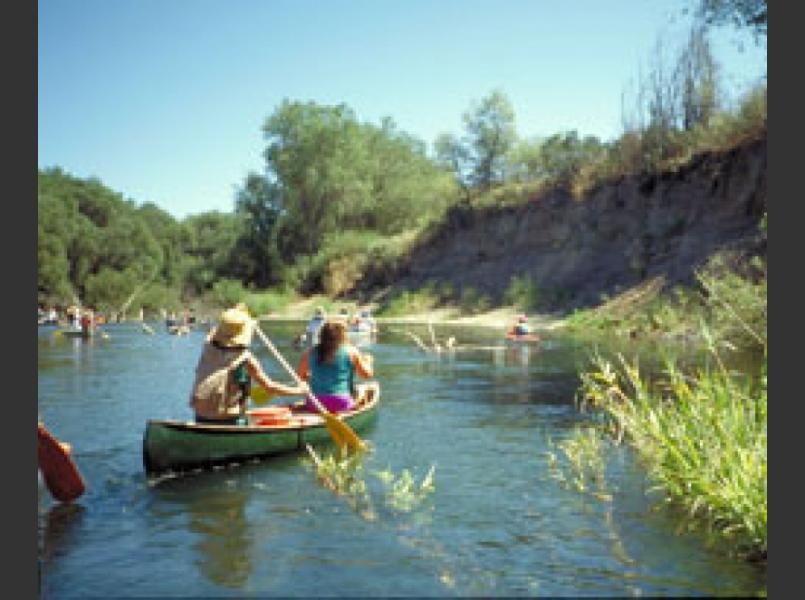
[435,90,517,198]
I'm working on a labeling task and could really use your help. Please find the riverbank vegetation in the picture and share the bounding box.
[558,241,767,562]
[38,6,765,323]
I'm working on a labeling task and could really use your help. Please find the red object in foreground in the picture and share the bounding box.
[37,424,86,503]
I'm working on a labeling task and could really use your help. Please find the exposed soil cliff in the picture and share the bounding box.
[357,133,767,312]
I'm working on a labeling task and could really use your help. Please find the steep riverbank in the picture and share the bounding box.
[352,132,766,313]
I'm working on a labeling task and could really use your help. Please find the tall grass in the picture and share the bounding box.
[568,248,767,561]
[577,348,767,559]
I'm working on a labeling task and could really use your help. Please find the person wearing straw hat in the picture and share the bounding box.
[190,304,308,424]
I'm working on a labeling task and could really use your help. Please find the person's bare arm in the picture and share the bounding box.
[246,357,308,396]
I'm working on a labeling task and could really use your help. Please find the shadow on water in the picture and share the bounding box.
[147,471,255,589]
[39,503,86,563]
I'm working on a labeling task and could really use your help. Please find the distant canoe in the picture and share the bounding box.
[59,329,93,339]
[143,383,380,477]
[168,325,191,335]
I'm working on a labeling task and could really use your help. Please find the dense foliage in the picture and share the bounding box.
[37,168,245,312]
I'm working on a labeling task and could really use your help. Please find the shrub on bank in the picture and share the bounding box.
[565,251,767,350]
[376,284,441,317]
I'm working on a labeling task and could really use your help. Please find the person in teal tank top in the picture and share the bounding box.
[297,319,374,413]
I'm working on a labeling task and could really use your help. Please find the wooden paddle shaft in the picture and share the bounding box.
[253,325,330,416]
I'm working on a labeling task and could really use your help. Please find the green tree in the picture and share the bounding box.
[263,100,368,257]
[182,211,243,293]
[435,90,517,195]
[462,90,517,190]
[263,100,455,261]
[434,132,473,201]
[696,0,767,37]
[536,131,605,186]
[676,24,719,130]
[232,172,285,287]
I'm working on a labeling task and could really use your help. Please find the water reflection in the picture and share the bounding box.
[39,503,86,562]
[492,344,537,368]
[186,484,254,589]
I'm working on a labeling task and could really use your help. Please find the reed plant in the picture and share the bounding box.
[546,426,614,503]
[577,347,767,559]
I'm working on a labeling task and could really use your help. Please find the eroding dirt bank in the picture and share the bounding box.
[356,133,767,312]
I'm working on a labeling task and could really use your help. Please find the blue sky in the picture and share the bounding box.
[38,0,766,219]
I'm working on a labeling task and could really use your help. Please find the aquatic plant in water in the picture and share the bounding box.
[546,426,614,503]
[305,444,436,518]
[375,465,436,512]
[305,445,376,520]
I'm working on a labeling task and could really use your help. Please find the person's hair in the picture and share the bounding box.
[316,319,348,363]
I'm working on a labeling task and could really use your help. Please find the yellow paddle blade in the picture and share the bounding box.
[250,385,277,406]
[323,412,366,454]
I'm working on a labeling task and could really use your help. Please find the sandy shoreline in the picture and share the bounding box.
[258,297,566,332]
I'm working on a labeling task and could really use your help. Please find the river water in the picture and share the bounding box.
[37,322,766,597]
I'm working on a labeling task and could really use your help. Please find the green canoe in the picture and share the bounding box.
[143,383,380,476]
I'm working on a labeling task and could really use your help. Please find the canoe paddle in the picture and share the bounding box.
[249,384,276,406]
[253,324,366,454]
[37,423,86,503]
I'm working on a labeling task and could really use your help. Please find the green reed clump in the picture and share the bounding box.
[577,350,767,558]
[306,445,436,518]
[546,426,614,502]
[306,447,376,520]
[375,465,436,512]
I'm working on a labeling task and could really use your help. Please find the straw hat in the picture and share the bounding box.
[212,306,254,348]
[314,306,326,318]
[517,314,528,322]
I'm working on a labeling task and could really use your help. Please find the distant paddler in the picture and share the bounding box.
[505,314,540,343]
[297,306,327,348]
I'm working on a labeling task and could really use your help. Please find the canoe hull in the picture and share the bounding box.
[143,383,380,476]
[60,329,92,339]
